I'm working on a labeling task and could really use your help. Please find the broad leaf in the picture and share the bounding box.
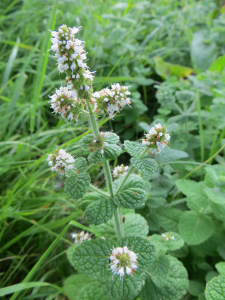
[155,207,182,232]
[65,171,90,200]
[188,280,205,296]
[77,192,104,211]
[113,187,147,209]
[123,213,149,237]
[215,262,225,276]
[204,187,225,204]
[150,232,184,252]
[155,148,188,163]
[147,254,170,287]
[63,274,93,300]
[131,157,158,176]
[85,198,115,225]
[80,134,94,149]
[76,282,106,300]
[178,211,214,245]
[103,144,122,159]
[113,174,145,192]
[205,275,225,300]
[105,132,119,144]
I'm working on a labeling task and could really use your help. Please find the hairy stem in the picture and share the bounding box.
[85,98,124,238]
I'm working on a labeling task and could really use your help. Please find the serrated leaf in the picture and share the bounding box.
[216,262,225,276]
[74,157,88,172]
[204,187,225,204]
[85,198,115,225]
[88,148,105,163]
[113,174,145,193]
[155,207,182,232]
[124,140,146,157]
[77,192,104,211]
[113,187,147,209]
[105,132,119,144]
[80,134,94,149]
[150,232,184,252]
[67,245,77,268]
[123,213,149,237]
[155,148,188,163]
[131,157,158,176]
[147,254,170,287]
[103,144,121,159]
[188,280,205,296]
[205,275,225,300]
[178,211,214,245]
[63,274,94,300]
[205,168,218,188]
[72,237,156,279]
[65,172,90,200]
[141,255,188,300]
[76,282,106,300]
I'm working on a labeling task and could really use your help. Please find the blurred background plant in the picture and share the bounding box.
[1,0,225,299]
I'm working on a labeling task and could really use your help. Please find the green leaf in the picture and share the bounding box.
[204,188,225,204]
[205,168,218,188]
[80,134,94,149]
[101,272,146,300]
[176,179,211,213]
[76,282,106,300]
[206,272,219,283]
[103,144,122,160]
[88,149,105,163]
[205,275,225,300]
[124,140,146,157]
[175,90,196,103]
[216,263,225,276]
[211,202,225,221]
[208,55,225,73]
[155,148,188,163]
[131,157,158,176]
[191,30,217,72]
[188,280,205,296]
[65,172,90,200]
[105,132,119,144]
[178,211,214,245]
[150,232,184,252]
[67,245,77,268]
[141,255,188,300]
[113,174,145,192]
[73,157,89,172]
[85,198,115,225]
[113,187,147,209]
[147,254,170,287]
[123,213,149,237]
[155,207,182,232]
[77,192,104,211]
[63,274,93,300]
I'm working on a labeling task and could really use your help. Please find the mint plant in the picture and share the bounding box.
[47,24,188,300]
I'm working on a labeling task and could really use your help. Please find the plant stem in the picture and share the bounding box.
[85,98,124,238]
[196,90,204,180]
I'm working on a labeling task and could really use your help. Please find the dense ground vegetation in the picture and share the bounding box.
[1,0,225,299]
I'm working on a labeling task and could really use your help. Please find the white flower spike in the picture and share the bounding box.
[113,164,129,178]
[71,231,91,244]
[47,149,75,175]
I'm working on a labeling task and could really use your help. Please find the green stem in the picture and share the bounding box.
[85,98,124,238]
[197,90,204,180]
[89,184,110,197]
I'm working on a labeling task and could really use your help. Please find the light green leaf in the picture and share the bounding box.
[76,282,106,300]
[175,90,196,103]
[155,207,182,232]
[123,213,149,237]
[80,134,94,149]
[211,202,225,221]
[205,168,218,188]
[147,254,170,287]
[63,274,93,300]
[113,174,145,192]
[141,255,188,300]
[150,232,184,252]
[155,148,188,164]
[206,272,219,283]
[85,198,115,225]
[105,132,119,144]
[205,275,225,300]
[188,280,205,296]
[208,55,225,73]
[77,192,104,211]
[113,187,147,209]
[216,262,225,276]
[178,211,214,245]
[73,157,88,172]
[67,245,77,268]
[65,172,90,200]
[124,140,146,157]
[88,149,105,163]
[131,157,158,176]
[191,30,217,72]
[204,188,225,204]
[147,189,167,208]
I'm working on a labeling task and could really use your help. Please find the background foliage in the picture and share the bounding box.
[1,0,225,299]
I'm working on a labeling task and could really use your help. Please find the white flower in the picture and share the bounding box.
[113,164,129,178]
[109,246,138,279]
[47,149,75,176]
[71,231,90,244]
[161,232,175,241]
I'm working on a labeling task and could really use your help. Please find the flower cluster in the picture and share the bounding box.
[142,123,170,153]
[88,132,110,155]
[113,165,129,178]
[49,87,85,121]
[161,233,175,241]
[109,246,138,278]
[93,84,131,118]
[71,231,91,244]
[47,149,75,175]
[50,25,94,96]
